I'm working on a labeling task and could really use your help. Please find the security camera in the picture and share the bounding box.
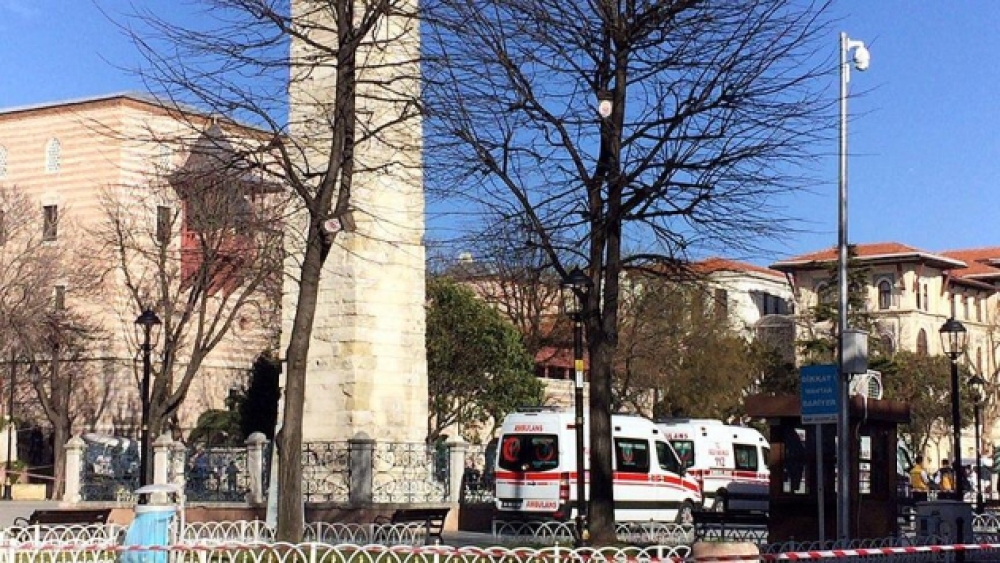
[853,45,871,71]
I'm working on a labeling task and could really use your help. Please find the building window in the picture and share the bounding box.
[815,281,832,305]
[917,329,928,356]
[978,298,983,323]
[53,285,65,310]
[0,145,7,178]
[977,347,983,375]
[157,144,173,171]
[714,288,728,320]
[42,205,58,241]
[965,296,972,321]
[878,280,892,310]
[156,206,172,244]
[922,285,929,311]
[916,284,922,309]
[880,334,895,357]
[45,138,61,173]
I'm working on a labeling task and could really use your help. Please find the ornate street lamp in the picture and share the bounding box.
[940,317,968,504]
[135,308,162,502]
[560,266,592,547]
[970,374,986,513]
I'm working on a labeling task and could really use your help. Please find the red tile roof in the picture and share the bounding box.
[939,248,1000,279]
[771,242,966,271]
[535,346,588,369]
[691,257,786,280]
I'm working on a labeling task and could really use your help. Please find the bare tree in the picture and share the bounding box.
[90,127,284,488]
[0,187,106,497]
[113,0,421,539]
[424,0,833,542]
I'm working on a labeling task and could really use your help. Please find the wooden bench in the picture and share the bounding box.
[692,509,768,541]
[374,507,449,544]
[12,508,112,528]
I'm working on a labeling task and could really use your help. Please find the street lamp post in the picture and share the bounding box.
[940,317,968,503]
[837,31,870,541]
[3,353,15,501]
[561,267,592,548]
[135,308,162,502]
[970,374,986,513]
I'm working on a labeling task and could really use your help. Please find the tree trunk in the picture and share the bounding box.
[276,225,326,542]
[51,420,68,499]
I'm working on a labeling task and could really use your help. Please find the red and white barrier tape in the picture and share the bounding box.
[694,542,1000,561]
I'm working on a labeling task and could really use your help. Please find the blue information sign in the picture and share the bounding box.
[800,364,839,424]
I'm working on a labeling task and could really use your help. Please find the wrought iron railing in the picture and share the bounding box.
[372,442,448,503]
[79,442,139,502]
[184,446,249,502]
[302,441,350,503]
[461,443,495,504]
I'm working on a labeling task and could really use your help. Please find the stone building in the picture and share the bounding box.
[0,93,277,435]
[772,241,1000,466]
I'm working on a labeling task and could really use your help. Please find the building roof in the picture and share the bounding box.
[939,248,1000,280]
[691,257,786,281]
[0,92,177,118]
[771,242,966,272]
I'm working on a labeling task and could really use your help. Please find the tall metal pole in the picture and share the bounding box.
[836,31,851,541]
[950,353,964,503]
[4,354,14,501]
[139,324,152,503]
[573,314,587,547]
[975,402,984,513]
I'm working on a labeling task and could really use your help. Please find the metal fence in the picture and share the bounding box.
[2,528,1000,563]
[301,440,449,504]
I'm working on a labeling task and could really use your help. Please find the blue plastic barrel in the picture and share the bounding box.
[120,504,175,563]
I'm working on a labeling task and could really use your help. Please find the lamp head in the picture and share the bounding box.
[853,44,871,71]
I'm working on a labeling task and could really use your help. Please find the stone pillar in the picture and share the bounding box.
[170,441,187,491]
[152,434,173,504]
[349,432,375,505]
[63,436,84,504]
[153,434,172,485]
[447,438,468,503]
[245,432,267,504]
[284,0,427,444]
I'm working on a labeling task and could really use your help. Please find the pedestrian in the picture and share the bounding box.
[937,459,955,493]
[910,455,930,500]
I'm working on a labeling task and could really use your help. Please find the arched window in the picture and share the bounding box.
[0,145,7,178]
[917,329,928,356]
[815,281,832,305]
[880,333,895,357]
[45,138,61,172]
[878,280,892,310]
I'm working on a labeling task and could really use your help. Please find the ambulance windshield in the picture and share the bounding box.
[498,434,559,472]
[670,439,695,469]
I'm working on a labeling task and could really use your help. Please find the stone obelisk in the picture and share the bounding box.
[283,1,427,443]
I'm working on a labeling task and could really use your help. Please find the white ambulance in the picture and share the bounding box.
[493,407,702,523]
[657,418,770,514]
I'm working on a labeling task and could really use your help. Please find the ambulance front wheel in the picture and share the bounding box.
[675,501,695,525]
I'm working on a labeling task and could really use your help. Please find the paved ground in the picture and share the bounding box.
[0,500,61,528]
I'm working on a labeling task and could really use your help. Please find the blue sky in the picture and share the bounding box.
[2,1,998,265]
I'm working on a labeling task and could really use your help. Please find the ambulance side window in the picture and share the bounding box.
[614,438,650,473]
[670,440,695,469]
[656,441,682,474]
[734,444,758,471]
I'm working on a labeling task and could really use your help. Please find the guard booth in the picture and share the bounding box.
[745,393,909,542]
